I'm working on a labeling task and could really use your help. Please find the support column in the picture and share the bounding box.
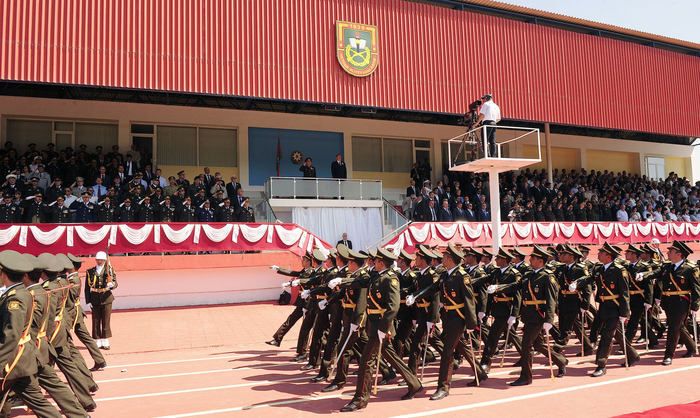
[489,168,501,254]
[545,123,553,185]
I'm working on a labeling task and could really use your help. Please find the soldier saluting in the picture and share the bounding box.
[85,251,117,350]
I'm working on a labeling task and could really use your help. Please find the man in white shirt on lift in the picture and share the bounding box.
[476,94,501,158]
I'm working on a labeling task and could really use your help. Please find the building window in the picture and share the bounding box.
[156,126,198,166]
[199,128,238,167]
[352,137,382,171]
[6,119,117,157]
[383,138,413,173]
[155,125,238,167]
[352,136,415,173]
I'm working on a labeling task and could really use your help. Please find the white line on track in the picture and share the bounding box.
[97,362,300,383]
[104,353,260,369]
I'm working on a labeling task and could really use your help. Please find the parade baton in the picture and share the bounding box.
[420,324,433,381]
[330,328,354,380]
[468,330,480,387]
[581,310,585,357]
[545,329,555,382]
[645,307,649,353]
[621,319,629,370]
[500,324,511,368]
[478,326,483,358]
[693,312,699,355]
[373,336,384,395]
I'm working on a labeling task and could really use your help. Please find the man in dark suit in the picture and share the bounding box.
[452,201,466,221]
[226,175,242,198]
[123,155,138,181]
[438,201,453,222]
[331,155,347,179]
[465,203,476,222]
[406,180,418,198]
[425,200,438,222]
[202,167,215,194]
[232,188,246,209]
[96,166,111,188]
[476,202,490,222]
[337,233,352,249]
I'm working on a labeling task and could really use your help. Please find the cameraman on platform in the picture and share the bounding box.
[476,94,501,157]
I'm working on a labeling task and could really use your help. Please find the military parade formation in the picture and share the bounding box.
[267,240,700,412]
[0,250,116,417]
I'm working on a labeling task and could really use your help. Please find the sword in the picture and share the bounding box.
[645,307,649,353]
[306,312,318,354]
[545,329,555,382]
[500,323,511,368]
[420,324,433,381]
[581,310,586,357]
[468,330,480,387]
[692,312,699,355]
[373,335,384,395]
[621,319,629,370]
[329,326,354,380]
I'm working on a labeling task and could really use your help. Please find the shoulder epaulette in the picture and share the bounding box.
[42,281,50,289]
[457,266,468,275]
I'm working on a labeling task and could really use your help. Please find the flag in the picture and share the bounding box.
[276,131,281,177]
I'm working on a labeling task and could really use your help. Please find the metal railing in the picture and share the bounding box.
[249,192,279,223]
[447,125,541,168]
[366,199,411,250]
[265,177,382,200]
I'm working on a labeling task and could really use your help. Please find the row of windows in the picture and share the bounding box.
[351,136,415,173]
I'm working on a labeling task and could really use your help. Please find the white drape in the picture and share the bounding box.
[636,223,652,236]
[118,224,154,245]
[240,224,268,243]
[75,225,112,245]
[0,226,21,246]
[161,224,195,244]
[29,226,65,245]
[275,225,304,246]
[292,207,382,251]
[202,224,233,243]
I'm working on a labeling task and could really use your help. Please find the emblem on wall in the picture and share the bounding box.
[291,151,303,164]
[336,21,379,77]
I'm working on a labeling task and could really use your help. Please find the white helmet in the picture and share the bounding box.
[95,251,107,260]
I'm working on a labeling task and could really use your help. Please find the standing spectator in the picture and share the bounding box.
[196,200,216,222]
[331,154,347,179]
[476,202,491,222]
[452,201,466,221]
[406,180,418,198]
[210,177,228,198]
[402,194,416,220]
[236,198,255,222]
[475,94,501,157]
[155,169,168,187]
[617,203,629,222]
[202,167,215,193]
[164,176,178,196]
[438,200,452,222]
[425,200,438,222]
[336,233,352,249]
[227,175,242,197]
[299,158,316,178]
[127,144,142,167]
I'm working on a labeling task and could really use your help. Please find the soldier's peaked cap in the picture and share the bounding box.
[67,253,84,263]
[23,254,47,271]
[530,245,551,260]
[399,249,415,262]
[468,248,484,259]
[37,253,64,273]
[443,243,464,259]
[336,244,350,260]
[625,244,643,254]
[376,248,398,261]
[669,240,693,257]
[347,249,368,261]
[311,249,327,262]
[0,251,36,274]
[496,247,514,261]
[562,245,582,258]
[55,253,73,270]
[481,248,493,258]
[578,245,591,252]
[599,242,620,257]
[368,249,378,259]
[510,247,528,258]
[642,244,656,254]
[414,245,436,260]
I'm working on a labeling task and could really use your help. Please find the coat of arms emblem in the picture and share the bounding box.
[336,21,379,77]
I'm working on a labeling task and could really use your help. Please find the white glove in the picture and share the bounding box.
[349,323,358,333]
[692,310,697,318]
[568,283,577,292]
[426,321,435,330]
[405,295,415,306]
[580,308,587,316]
[619,316,627,323]
[644,303,652,310]
[291,279,300,287]
[318,299,327,310]
[87,303,92,310]
[270,265,279,271]
[478,312,486,321]
[328,314,331,321]
[281,282,290,289]
[328,278,342,290]
[107,282,114,288]
[439,303,444,309]
[507,316,516,327]
[542,322,553,334]
[486,284,498,294]
[301,290,310,299]
[412,320,417,327]
[655,298,661,307]
[302,308,308,317]
[377,330,386,340]
[467,329,474,333]
[635,273,644,282]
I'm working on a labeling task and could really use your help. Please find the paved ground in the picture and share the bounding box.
[13,301,700,417]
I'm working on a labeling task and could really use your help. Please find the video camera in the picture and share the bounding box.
[458,99,483,127]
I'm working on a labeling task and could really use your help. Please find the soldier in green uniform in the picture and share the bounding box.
[85,251,117,350]
[506,246,568,386]
[570,242,639,376]
[38,253,97,411]
[61,254,106,371]
[22,254,89,418]
[554,245,595,355]
[645,241,700,365]
[392,249,418,360]
[0,251,63,418]
[297,250,329,371]
[510,247,533,276]
[268,252,315,361]
[340,249,422,412]
[322,248,369,392]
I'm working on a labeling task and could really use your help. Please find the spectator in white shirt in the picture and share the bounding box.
[653,207,664,222]
[616,204,629,222]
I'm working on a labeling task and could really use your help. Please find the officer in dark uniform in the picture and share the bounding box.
[85,251,117,350]
[554,245,595,355]
[158,196,177,222]
[45,196,72,223]
[640,244,665,343]
[0,251,63,418]
[175,170,189,188]
[392,249,418,359]
[117,198,137,222]
[481,248,523,373]
[195,200,216,222]
[507,246,568,386]
[216,198,236,222]
[137,196,158,222]
[405,246,443,376]
[511,247,534,276]
[0,194,20,223]
[178,197,197,222]
[571,242,639,376]
[340,249,422,412]
[236,198,255,222]
[22,193,48,223]
[623,244,655,347]
[46,177,65,202]
[297,250,329,371]
[71,193,96,223]
[645,241,699,365]
[24,178,41,199]
[268,252,315,360]
[93,197,117,222]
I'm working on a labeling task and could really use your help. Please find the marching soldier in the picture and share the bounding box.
[339,249,422,412]
[504,246,567,386]
[640,244,665,343]
[645,241,699,365]
[554,245,595,355]
[623,244,655,347]
[570,242,639,377]
[0,251,63,418]
[511,247,534,276]
[297,250,329,371]
[268,252,315,361]
[85,251,117,350]
[392,249,418,359]
[481,248,523,373]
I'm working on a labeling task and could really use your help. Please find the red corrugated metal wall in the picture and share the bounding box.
[1,0,699,137]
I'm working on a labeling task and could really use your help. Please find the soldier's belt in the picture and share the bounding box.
[629,290,645,295]
[37,331,46,339]
[493,296,513,302]
[367,308,387,315]
[600,294,619,301]
[523,299,546,306]
[341,302,356,309]
[54,313,63,321]
[561,290,579,295]
[91,288,110,293]
[663,290,690,296]
[17,334,31,345]
[444,303,465,310]
[416,301,430,308]
[400,299,406,304]
[315,295,328,300]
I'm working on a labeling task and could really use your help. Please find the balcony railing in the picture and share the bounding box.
[265,177,382,200]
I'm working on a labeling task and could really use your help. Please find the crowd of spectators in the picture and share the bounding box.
[403,165,700,223]
[0,141,255,223]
